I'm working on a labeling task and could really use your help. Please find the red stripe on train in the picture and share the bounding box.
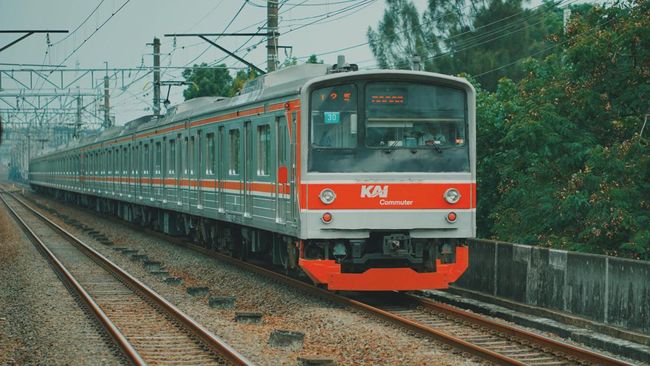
[303,182,476,210]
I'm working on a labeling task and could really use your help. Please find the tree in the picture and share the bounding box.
[476,1,649,259]
[228,69,258,96]
[368,0,563,90]
[367,0,433,70]
[182,63,233,100]
[306,54,324,64]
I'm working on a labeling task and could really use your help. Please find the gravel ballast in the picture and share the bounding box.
[25,192,482,366]
[0,199,123,365]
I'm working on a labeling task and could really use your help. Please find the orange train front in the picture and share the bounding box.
[296,69,476,290]
[29,60,475,291]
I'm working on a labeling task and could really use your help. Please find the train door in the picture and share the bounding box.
[275,115,288,224]
[174,134,181,205]
[189,133,196,211]
[288,110,298,224]
[133,144,140,199]
[181,133,190,212]
[218,126,225,213]
[243,121,252,218]
[196,131,203,209]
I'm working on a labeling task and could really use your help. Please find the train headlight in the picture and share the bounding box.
[319,188,336,205]
[444,188,461,204]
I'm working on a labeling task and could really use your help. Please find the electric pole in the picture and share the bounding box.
[267,0,279,72]
[152,37,161,116]
[103,75,111,129]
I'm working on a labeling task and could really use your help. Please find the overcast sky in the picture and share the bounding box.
[1,0,433,123]
[1,0,568,125]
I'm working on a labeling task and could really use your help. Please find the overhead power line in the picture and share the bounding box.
[53,0,132,69]
[51,0,106,46]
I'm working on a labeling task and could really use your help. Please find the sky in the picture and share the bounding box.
[1,0,434,125]
[0,0,579,126]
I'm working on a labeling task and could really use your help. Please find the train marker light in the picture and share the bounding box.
[322,212,333,223]
[319,188,336,205]
[444,188,461,204]
[446,212,457,223]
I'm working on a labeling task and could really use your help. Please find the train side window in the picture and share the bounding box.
[206,133,215,175]
[168,139,176,174]
[276,116,287,165]
[134,146,139,174]
[154,141,162,174]
[143,144,149,174]
[115,149,120,176]
[123,147,128,174]
[229,129,240,175]
[189,135,195,176]
[257,124,270,176]
[182,137,188,175]
[107,150,112,175]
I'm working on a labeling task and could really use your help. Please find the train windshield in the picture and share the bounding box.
[309,80,469,173]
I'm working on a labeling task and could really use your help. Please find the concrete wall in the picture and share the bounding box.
[456,239,650,334]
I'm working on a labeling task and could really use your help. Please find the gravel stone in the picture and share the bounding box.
[0,199,123,365]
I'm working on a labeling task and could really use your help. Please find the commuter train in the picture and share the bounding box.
[29,59,476,291]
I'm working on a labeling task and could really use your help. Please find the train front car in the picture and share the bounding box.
[298,70,476,291]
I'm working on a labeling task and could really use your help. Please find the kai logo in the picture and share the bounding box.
[360,185,389,198]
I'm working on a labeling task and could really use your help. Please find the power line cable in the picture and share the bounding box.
[52,0,132,69]
[52,0,106,46]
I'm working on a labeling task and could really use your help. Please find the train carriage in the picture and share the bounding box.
[29,60,475,291]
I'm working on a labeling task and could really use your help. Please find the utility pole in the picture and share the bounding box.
[103,75,111,129]
[152,37,161,116]
[267,0,279,72]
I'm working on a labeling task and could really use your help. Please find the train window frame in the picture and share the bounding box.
[189,135,195,176]
[229,129,240,176]
[206,132,215,176]
[309,83,358,149]
[154,141,162,175]
[107,150,112,175]
[123,147,128,175]
[168,138,176,175]
[256,124,271,176]
[143,143,149,175]
[115,148,121,176]
[364,81,467,150]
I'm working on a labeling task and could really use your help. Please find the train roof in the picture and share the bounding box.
[31,63,474,160]
[34,63,331,159]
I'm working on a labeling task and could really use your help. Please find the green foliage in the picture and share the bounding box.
[229,69,258,96]
[306,54,324,64]
[475,1,650,259]
[182,63,233,100]
[368,0,563,90]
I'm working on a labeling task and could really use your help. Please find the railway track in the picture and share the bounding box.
[0,190,253,366]
[11,188,633,366]
[152,232,631,366]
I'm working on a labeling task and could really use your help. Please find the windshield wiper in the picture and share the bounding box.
[382,139,401,153]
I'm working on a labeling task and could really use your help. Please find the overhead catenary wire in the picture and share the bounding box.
[51,0,133,70]
[51,0,106,46]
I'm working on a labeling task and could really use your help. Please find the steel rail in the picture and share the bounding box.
[406,294,631,366]
[0,192,147,366]
[138,227,633,366]
[1,191,255,366]
[175,243,530,365]
[13,188,632,366]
